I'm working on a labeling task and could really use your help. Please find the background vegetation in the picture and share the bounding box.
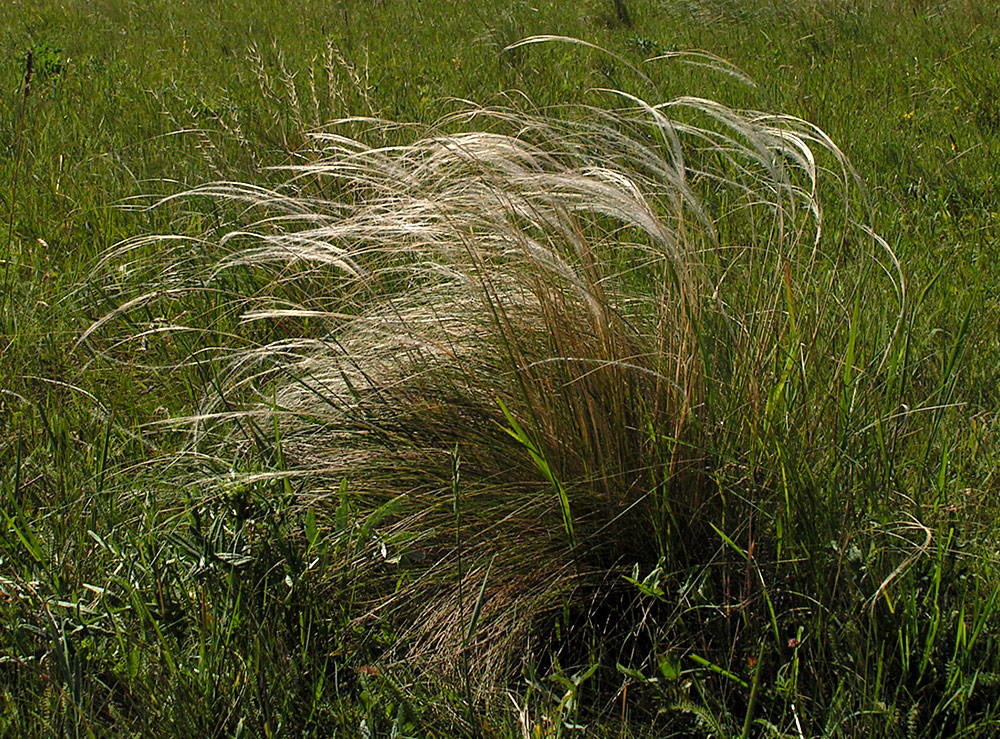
[2,0,999,735]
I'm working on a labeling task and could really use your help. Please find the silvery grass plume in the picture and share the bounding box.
[86,88,904,697]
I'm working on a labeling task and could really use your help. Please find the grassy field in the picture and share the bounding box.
[2,0,1000,736]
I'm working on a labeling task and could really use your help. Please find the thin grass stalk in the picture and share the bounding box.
[3,50,33,320]
[451,447,477,731]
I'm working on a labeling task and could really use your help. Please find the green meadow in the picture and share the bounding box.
[2,0,999,735]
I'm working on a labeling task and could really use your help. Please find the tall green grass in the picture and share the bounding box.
[82,41,999,734]
[3,0,1000,735]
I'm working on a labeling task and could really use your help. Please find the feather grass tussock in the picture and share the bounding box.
[91,85,905,697]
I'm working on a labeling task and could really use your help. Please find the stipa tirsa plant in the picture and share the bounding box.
[89,87,904,694]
